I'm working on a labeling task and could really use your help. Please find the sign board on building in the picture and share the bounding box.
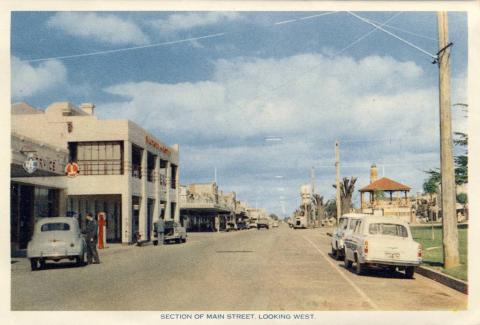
[145,136,170,155]
[23,153,38,174]
[65,162,79,177]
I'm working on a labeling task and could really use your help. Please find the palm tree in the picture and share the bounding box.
[333,177,358,215]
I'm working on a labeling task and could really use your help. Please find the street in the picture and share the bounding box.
[11,225,466,311]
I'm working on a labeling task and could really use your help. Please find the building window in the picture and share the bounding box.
[171,164,177,189]
[132,145,143,179]
[147,152,156,182]
[70,141,123,175]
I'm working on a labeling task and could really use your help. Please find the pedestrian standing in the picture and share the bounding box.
[85,212,100,264]
[154,218,165,246]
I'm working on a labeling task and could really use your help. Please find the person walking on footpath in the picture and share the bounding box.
[85,212,100,264]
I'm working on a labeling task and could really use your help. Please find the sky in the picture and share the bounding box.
[10,11,468,217]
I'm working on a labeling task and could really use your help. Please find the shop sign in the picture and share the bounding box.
[65,162,80,177]
[145,136,170,155]
[23,153,38,174]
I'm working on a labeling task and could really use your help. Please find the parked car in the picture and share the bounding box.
[164,220,187,244]
[27,217,87,271]
[248,222,257,229]
[237,222,248,230]
[226,222,237,232]
[272,221,279,228]
[257,218,270,230]
[344,216,422,278]
[331,213,368,260]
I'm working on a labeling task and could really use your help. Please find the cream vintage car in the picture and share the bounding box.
[331,213,368,260]
[343,216,422,278]
[27,217,87,271]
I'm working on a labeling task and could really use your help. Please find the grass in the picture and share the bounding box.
[411,225,468,281]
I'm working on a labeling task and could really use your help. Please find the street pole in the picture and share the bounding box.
[437,11,460,268]
[335,141,341,222]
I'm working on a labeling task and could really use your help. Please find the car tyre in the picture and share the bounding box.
[30,258,38,271]
[344,255,352,269]
[39,259,46,270]
[153,240,158,246]
[405,266,415,279]
[76,251,86,267]
[331,246,337,258]
[355,256,365,275]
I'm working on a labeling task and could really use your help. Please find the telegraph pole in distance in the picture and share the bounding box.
[437,11,460,268]
[335,141,341,222]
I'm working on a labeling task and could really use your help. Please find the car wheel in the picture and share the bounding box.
[355,259,365,275]
[76,252,86,266]
[30,258,38,271]
[331,246,337,257]
[334,248,342,260]
[39,259,46,270]
[153,240,158,246]
[344,255,352,269]
[405,266,415,279]
[182,237,187,243]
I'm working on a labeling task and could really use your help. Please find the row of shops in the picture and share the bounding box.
[10,101,180,253]
[10,101,265,254]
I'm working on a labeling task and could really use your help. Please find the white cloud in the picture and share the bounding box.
[96,53,467,214]
[47,12,149,45]
[11,56,67,98]
[149,12,242,35]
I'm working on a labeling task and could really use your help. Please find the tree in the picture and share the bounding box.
[423,177,438,199]
[332,177,357,215]
[325,199,337,219]
[425,132,468,186]
[269,214,279,221]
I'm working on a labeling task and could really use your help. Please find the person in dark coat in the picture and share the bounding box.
[85,212,100,264]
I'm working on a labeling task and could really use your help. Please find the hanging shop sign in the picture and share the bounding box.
[23,153,38,174]
[65,162,80,177]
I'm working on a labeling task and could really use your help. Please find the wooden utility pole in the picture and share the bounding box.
[335,141,341,222]
[437,11,460,268]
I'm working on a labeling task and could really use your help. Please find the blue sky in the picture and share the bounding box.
[11,11,468,217]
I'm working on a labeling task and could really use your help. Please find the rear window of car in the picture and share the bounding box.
[368,223,408,237]
[41,223,70,231]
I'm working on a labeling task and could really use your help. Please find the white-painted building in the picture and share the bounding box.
[11,102,180,244]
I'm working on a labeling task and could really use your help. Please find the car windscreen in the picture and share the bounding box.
[368,223,408,237]
[41,223,71,231]
[165,221,176,228]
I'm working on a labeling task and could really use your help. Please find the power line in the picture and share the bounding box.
[24,12,338,63]
[26,32,227,63]
[365,17,438,42]
[347,11,437,60]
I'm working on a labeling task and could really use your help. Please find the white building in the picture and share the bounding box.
[11,102,180,245]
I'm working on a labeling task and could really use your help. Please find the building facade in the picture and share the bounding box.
[11,101,180,245]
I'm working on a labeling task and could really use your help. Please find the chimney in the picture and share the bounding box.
[370,163,378,184]
[80,103,95,115]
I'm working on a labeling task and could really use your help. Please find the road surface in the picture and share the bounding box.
[11,225,466,310]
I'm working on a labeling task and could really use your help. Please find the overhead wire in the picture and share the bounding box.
[347,11,438,60]
[24,12,338,63]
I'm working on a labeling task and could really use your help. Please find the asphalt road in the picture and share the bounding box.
[11,225,467,311]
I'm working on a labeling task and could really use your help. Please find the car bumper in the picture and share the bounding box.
[364,259,421,267]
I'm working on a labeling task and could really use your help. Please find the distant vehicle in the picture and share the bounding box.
[248,222,257,229]
[226,222,237,232]
[344,216,422,278]
[164,220,187,244]
[27,217,87,271]
[257,218,270,230]
[293,214,308,229]
[272,221,279,228]
[237,222,248,230]
[331,213,368,260]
